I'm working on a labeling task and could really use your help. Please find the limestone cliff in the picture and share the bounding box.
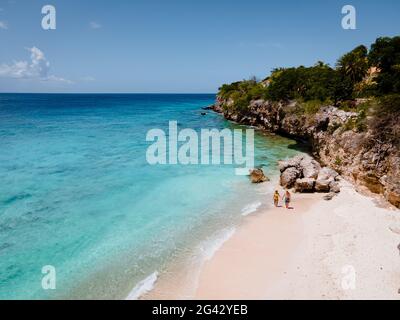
[211,97,400,208]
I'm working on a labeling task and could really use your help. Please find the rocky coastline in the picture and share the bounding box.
[210,97,400,208]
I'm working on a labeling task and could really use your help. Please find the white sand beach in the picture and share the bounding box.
[145,180,400,300]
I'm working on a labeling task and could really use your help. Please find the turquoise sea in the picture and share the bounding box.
[0,94,303,299]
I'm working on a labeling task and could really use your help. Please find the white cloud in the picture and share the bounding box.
[0,21,8,30]
[0,47,72,83]
[89,21,101,29]
[44,75,73,84]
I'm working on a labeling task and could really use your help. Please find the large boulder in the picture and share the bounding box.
[329,181,341,193]
[300,157,321,179]
[315,168,341,193]
[249,168,269,183]
[317,167,339,182]
[279,154,321,179]
[278,155,304,173]
[279,155,342,194]
[294,178,315,193]
[280,167,301,189]
[315,179,331,193]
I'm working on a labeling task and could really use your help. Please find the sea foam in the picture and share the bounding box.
[241,201,262,216]
[198,228,236,261]
[126,271,159,300]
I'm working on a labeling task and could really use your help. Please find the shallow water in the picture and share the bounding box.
[0,94,304,299]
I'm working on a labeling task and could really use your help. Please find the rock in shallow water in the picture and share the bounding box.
[249,168,269,183]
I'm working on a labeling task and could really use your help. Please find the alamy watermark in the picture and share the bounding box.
[146,121,254,175]
[342,5,356,30]
[41,265,56,290]
[41,5,56,30]
[41,5,357,31]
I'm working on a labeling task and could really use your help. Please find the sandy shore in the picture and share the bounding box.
[145,180,400,300]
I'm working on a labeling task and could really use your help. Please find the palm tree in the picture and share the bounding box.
[337,45,369,84]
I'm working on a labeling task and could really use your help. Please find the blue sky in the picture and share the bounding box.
[0,0,399,93]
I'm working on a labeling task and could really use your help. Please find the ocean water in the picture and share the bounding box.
[0,94,304,299]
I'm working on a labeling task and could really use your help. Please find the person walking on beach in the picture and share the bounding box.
[282,190,291,209]
[273,190,280,207]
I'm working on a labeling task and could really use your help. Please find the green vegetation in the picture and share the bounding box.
[368,37,400,95]
[218,36,400,116]
[219,78,265,112]
[293,99,331,116]
[340,94,400,140]
[268,63,335,101]
[337,45,369,87]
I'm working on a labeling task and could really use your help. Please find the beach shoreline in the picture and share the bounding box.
[144,179,400,300]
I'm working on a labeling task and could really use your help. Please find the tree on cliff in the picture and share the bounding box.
[217,36,400,112]
[368,36,400,95]
[265,63,341,103]
[336,45,369,86]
